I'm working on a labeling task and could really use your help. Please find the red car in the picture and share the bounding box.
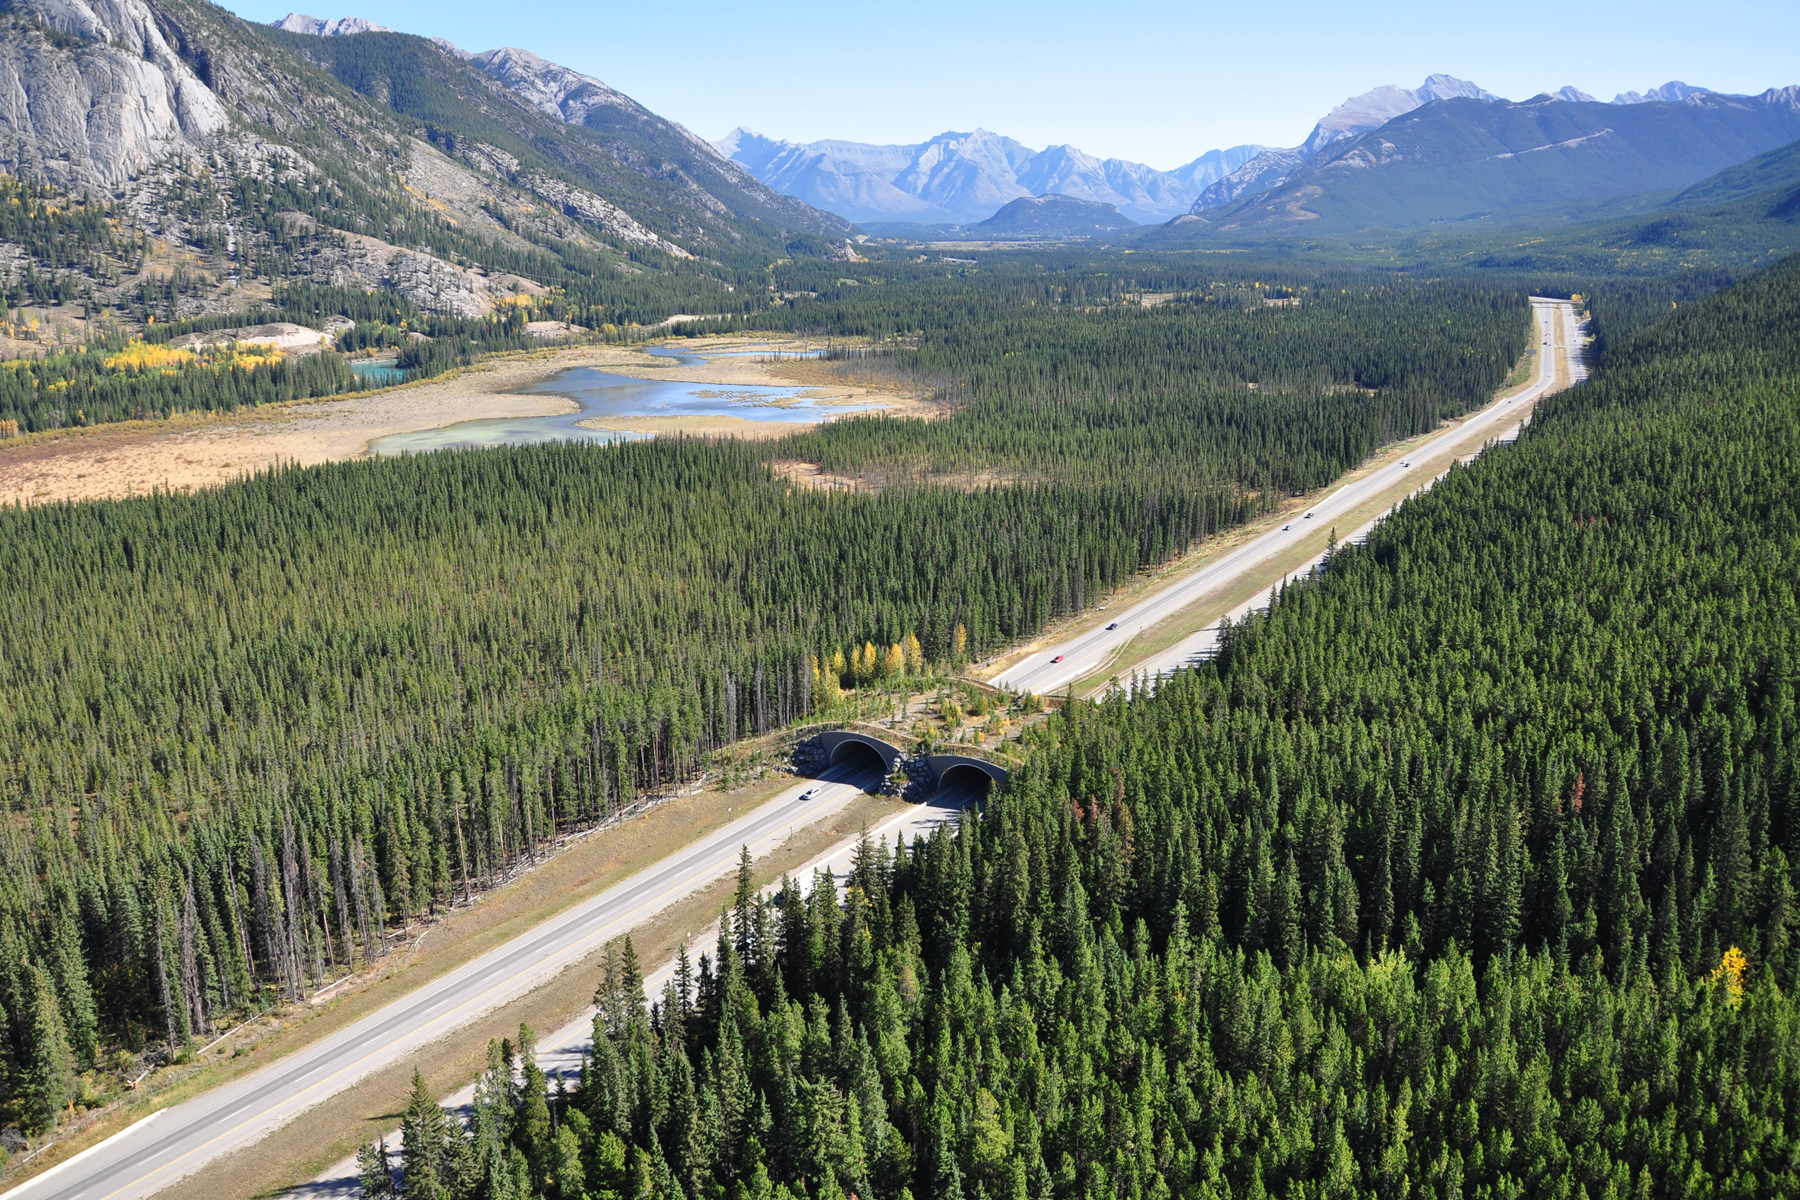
[1051,654,1065,663]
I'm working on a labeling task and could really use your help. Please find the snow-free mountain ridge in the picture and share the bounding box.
[0,0,849,320]
[1175,85,1800,235]
[715,127,1263,225]
[271,13,390,35]
[1190,76,1765,217]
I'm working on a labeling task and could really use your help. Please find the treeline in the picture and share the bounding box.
[765,258,1529,493]
[363,253,1800,1199]
[0,174,138,293]
[229,145,768,328]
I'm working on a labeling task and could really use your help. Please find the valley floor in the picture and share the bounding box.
[0,338,922,506]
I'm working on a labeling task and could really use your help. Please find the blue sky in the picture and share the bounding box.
[223,0,1800,168]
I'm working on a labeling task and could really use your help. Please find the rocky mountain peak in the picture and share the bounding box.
[269,13,392,36]
[465,46,634,126]
[1198,74,1500,212]
[1306,74,1498,152]
[1612,81,1710,104]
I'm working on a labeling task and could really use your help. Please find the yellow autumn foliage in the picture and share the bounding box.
[102,338,282,375]
[1710,946,1748,1009]
[103,340,196,371]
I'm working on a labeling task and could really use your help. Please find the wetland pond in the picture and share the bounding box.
[367,345,859,455]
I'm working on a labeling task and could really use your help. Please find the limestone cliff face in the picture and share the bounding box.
[0,0,227,190]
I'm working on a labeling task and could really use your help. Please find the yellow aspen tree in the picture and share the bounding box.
[903,632,923,672]
[882,643,905,679]
[1710,946,1748,1009]
[830,647,847,681]
[953,623,968,662]
[862,641,878,683]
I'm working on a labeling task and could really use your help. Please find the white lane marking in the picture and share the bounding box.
[0,1112,164,1200]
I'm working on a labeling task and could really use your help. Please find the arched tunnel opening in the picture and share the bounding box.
[828,739,889,772]
[935,763,997,799]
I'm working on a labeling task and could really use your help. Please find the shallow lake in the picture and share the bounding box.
[366,345,860,455]
[351,359,407,387]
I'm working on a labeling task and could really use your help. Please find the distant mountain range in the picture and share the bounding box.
[1185,77,1800,224]
[1179,85,1800,234]
[721,74,1800,235]
[715,75,1512,228]
[715,128,1262,225]
[233,19,1800,247]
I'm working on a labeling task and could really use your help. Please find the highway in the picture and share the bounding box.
[4,301,1581,1200]
[0,764,896,1200]
[994,299,1581,697]
[290,780,985,1199]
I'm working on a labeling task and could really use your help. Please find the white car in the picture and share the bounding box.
[799,788,818,801]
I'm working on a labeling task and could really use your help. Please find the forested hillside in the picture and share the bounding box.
[368,256,1800,1198]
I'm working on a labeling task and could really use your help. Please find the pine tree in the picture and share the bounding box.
[357,1137,397,1198]
[18,963,75,1133]
[400,1068,456,1200]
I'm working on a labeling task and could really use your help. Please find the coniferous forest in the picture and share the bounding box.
[767,266,1527,494]
[0,227,1796,1198]
[3,0,1798,1190]
[0,267,1520,1135]
[362,255,1800,1198]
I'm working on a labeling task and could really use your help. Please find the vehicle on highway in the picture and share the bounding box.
[1052,654,1065,663]
[1106,622,1118,631]
[1401,461,1410,468]
[1305,512,1314,518]
[1283,524,1292,531]
[799,788,817,801]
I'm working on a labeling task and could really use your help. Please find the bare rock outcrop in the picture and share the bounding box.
[0,0,227,190]
[521,171,692,258]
